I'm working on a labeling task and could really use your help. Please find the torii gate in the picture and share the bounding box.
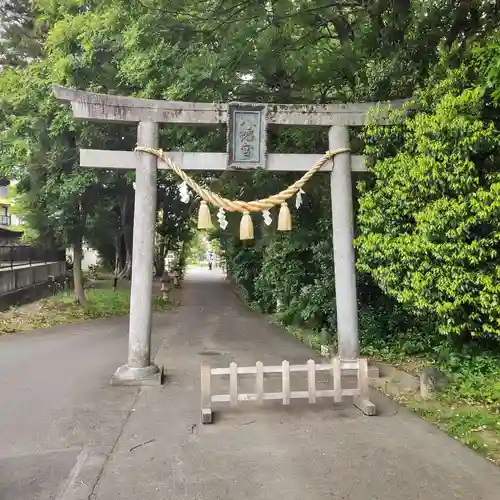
[53,86,401,386]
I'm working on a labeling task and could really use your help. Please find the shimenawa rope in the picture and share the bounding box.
[135,147,350,239]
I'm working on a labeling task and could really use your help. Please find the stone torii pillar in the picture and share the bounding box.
[52,85,403,385]
[330,126,358,361]
[112,121,161,384]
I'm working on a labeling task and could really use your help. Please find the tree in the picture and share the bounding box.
[154,172,196,276]
[0,0,45,66]
[3,0,500,323]
[357,67,500,341]
[0,63,104,305]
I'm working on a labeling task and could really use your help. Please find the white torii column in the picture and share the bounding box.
[329,126,359,361]
[111,121,162,385]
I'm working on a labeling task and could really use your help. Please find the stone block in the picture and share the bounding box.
[110,364,164,387]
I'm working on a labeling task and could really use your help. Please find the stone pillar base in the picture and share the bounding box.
[353,397,377,416]
[110,364,163,386]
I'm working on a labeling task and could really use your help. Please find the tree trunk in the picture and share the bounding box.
[457,329,472,345]
[115,234,129,279]
[73,239,87,306]
[120,195,134,279]
[154,239,166,277]
[124,245,132,279]
[114,233,122,275]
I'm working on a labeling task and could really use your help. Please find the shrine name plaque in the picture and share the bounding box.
[227,103,267,169]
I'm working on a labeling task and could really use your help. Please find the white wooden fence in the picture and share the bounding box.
[201,357,376,423]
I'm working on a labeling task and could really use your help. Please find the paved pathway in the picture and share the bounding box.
[0,313,165,500]
[1,267,500,500]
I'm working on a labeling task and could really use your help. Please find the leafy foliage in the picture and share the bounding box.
[1,1,500,452]
[0,286,173,335]
[358,71,500,339]
[0,0,45,66]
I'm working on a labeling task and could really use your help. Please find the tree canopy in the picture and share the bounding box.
[1,0,500,344]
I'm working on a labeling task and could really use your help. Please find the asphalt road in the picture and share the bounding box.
[0,314,165,500]
[96,269,500,500]
[2,268,500,500]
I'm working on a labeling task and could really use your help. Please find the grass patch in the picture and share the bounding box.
[220,279,500,464]
[358,304,500,465]
[406,400,500,464]
[266,303,500,466]
[268,315,324,352]
[0,288,174,335]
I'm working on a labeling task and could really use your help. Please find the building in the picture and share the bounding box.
[0,226,23,245]
[66,244,100,271]
[0,181,23,245]
[1,180,100,268]
[0,182,22,229]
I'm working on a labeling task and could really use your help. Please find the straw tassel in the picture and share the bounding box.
[277,202,292,231]
[240,211,254,240]
[197,200,213,229]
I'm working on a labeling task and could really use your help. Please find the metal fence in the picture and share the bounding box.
[0,245,65,269]
[0,215,11,226]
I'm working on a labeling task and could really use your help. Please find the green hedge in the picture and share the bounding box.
[358,72,500,339]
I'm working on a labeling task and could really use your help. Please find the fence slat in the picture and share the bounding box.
[282,360,290,405]
[307,359,316,403]
[353,358,376,416]
[210,362,356,376]
[0,244,63,269]
[358,358,368,399]
[333,357,342,403]
[255,361,264,405]
[230,362,238,407]
[200,363,212,424]
[212,388,360,403]
[203,356,377,419]
[201,363,211,407]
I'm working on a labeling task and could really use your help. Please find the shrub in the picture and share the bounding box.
[227,244,263,303]
[254,234,312,318]
[358,73,500,340]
